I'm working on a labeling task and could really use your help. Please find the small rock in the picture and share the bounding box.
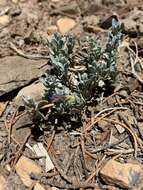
[109,136,128,149]
[0,56,49,97]
[100,14,118,29]
[0,0,7,6]
[83,15,100,28]
[12,0,19,3]
[34,183,45,190]
[33,143,54,172]
[12,112,32,144]
[14,82,45,105]
[122,9,143,34]
[83,15,103,34]
[0,15,10,27]
[119,90,128,98]
[5,164,11,172]
[15,156,42,187]
[100,159,143,189]
[51,0,60,2]
[115,124,125,134]
[47,25,58,35]
[0,175,7,190]
[57,17,76,34]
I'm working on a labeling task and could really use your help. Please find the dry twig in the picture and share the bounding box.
[102,118,138,157]
[11,131,31,169]
[85,106,128,132]
[127,40,143,84]
[9,42,49,60]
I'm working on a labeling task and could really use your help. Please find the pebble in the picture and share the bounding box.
[0,15,10,27]
[100,159,143,189]
[57,17,76,34]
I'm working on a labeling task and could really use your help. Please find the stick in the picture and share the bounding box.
[9,42,49,60]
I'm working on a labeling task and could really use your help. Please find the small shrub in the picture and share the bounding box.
[25,19,123,119]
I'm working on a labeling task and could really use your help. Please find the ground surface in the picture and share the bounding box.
[0,0,143,189]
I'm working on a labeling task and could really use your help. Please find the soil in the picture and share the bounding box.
[0,0,143,190]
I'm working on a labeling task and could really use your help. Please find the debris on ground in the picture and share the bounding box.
[0,0,143,189]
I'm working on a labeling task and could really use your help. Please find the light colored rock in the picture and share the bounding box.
[51,0,60,2]
[33,143,54,172]
[0,175,7,190]
[100,159,143,189]
[34,183,45,190]
[83,15,100,27]
[115,124,125,134]
[0,15,10,27]
[12,0,19,3]
[47,25,58,35]
[122,9,143,33]
[0,0,7,6]
[0,56,49,97]
[15,82,45,104]
[5,164,11,172]
[57,17,76,34]
[15,156,42,187]
[47,188,59,190]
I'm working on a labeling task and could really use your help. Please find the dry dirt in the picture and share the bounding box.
[0,0,143,190]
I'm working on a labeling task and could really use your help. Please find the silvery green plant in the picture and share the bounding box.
[79,19,123,100]
[25,19,123,117]
[40,32,84,113]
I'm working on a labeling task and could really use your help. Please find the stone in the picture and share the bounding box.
[51,0,60,2]
[122,9,143,33]
[33,143,54,172]
[11,112,32,144]
[0,175,7,190]
[0,0,7,5]
[83,15,100,28]
[0,15,10,27]
[115,124,125,134]
[14,82,45,105]
[15,156,42,187]
[12,0,19,3]
[47,25,58,35]
[0,56,49,97]
[100,159,143,189]
[34,183,45,190]
[57,17,76,34]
